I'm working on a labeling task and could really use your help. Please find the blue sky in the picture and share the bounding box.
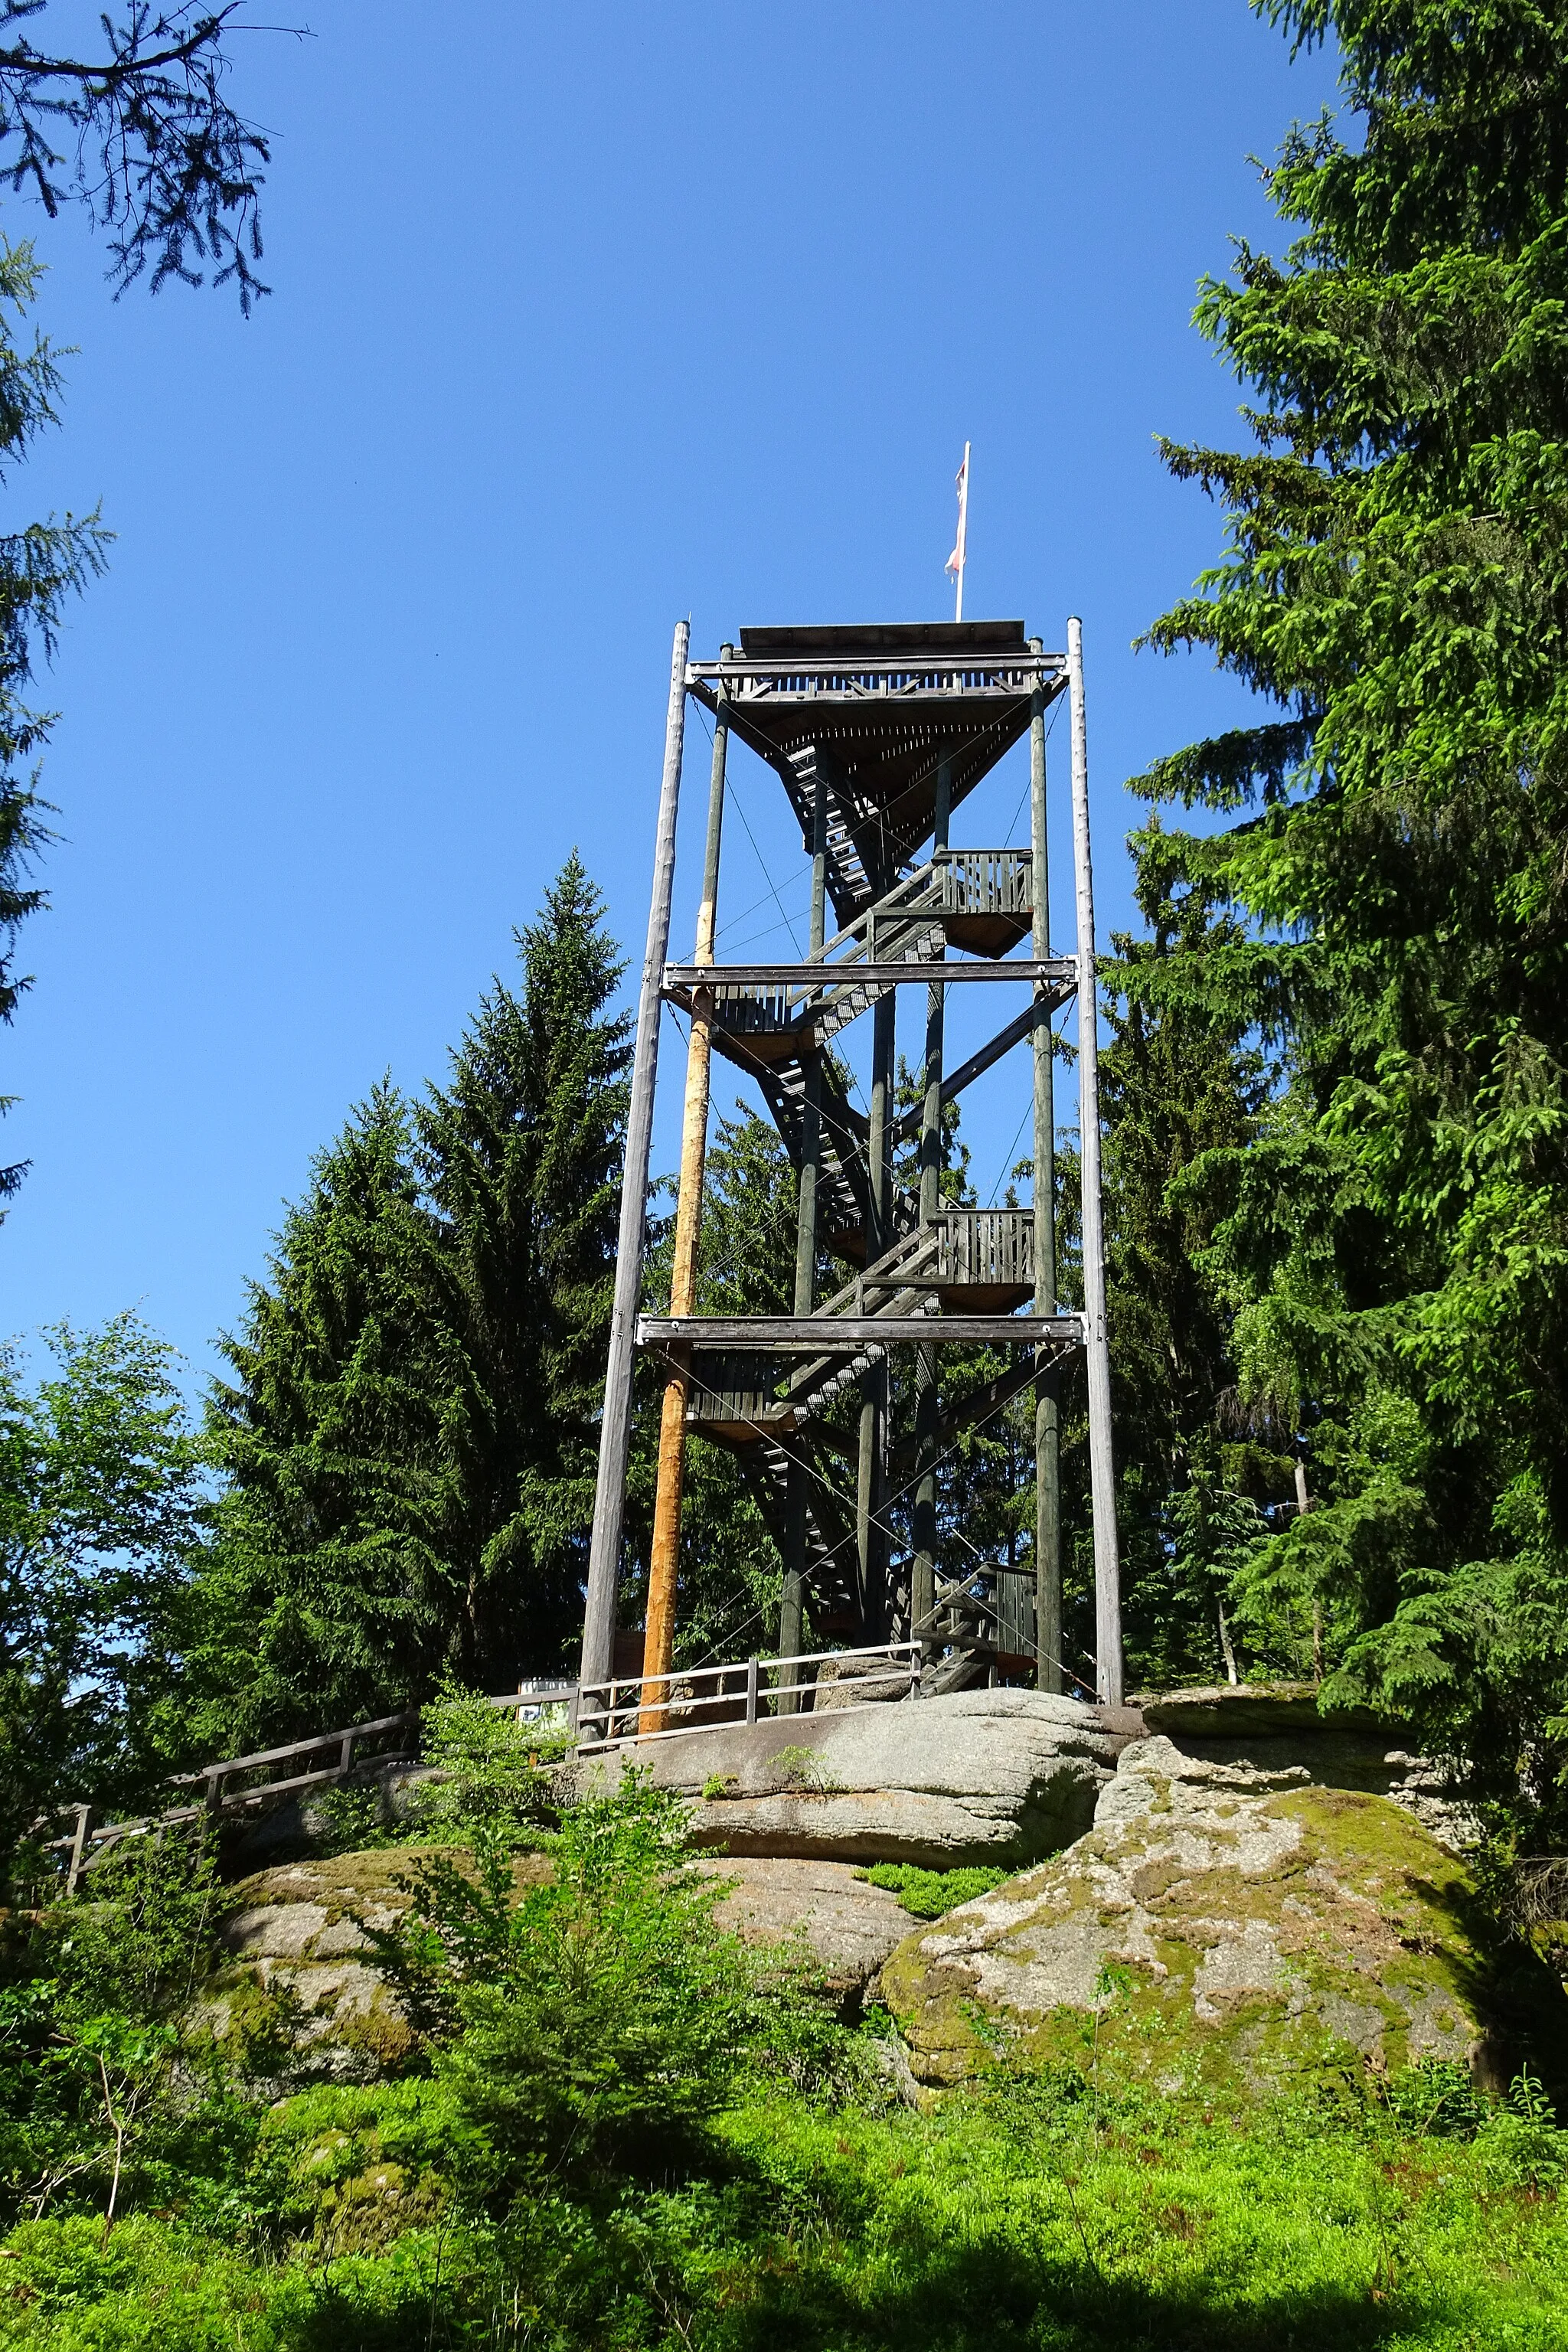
[2,1,1338,1387]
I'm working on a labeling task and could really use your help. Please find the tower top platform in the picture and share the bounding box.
[687,620,1067,908]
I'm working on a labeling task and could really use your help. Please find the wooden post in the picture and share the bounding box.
[793,761,828,1312]
[583,621,690,1691]
[858,983,896,1637]
[780,765,828,1713]
[778,1570,805,1695]
[641,664,728,1735]
[1068,617,1122,1707]
[1295,1458,1322,1681]
[65,1804,95,1898]
[913,755,951,1650]
[1030,648,1063,1694]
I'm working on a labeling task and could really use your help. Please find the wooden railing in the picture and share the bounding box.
[32,1644,939,1886]
[933,1208,1034,1292]
[34,1681,577,1893]
[936,848,1032,917]
[576,1642,922,1754]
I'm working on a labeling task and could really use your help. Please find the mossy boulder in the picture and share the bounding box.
[880,1735,1567,2095]
[201,1844,552,2079]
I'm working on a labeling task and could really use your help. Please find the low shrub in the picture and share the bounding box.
[857,1860,1011,1917]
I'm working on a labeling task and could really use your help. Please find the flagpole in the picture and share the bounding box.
[948,441,971,622]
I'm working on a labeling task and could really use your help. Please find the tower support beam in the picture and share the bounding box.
[583,622,689,1690]
[912,756,951,1650]
[641,672,730,1731]
[779,761,828,1704]
[1031,648,1063,1693]
[1068,616,1122,1707]
[858,981,896,1639]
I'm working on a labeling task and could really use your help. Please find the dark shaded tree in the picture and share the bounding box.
[416,853,632,1684]
[0,2,279,309]
[181,859,632,1740]
[1099,838,1278,1687]
[185,1083,455,1748]
[1132,0,1568,1831]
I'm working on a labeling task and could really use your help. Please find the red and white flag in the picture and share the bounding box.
[945,442,970,619]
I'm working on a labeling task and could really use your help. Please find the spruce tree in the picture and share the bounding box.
[181,860,632,1737]
[416,854,631,1683]
[1132,0,1568,1825]
[1099,843,1276,1687]
[185,1084,456,1746]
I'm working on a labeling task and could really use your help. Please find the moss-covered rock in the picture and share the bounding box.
[880,1735,1567,2096]
[199,1844,551,2079]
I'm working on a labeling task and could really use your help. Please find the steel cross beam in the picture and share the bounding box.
[890,998,1046,1145]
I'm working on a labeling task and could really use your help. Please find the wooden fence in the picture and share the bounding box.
[34,1681,577,1894]
[576,1642,922,1753]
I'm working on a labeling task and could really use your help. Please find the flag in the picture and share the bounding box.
[945,442,970,586]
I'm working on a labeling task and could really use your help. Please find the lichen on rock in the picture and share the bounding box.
[880,1735,1567,2095]
[199,1844,551,2080]
[572,1687,1124,1868]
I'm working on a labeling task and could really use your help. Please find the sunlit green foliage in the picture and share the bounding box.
[1116,0,1568,1824]
[178,857,631,1748]
[2,2029,1566,2347]
[4,1723,1567,2347]
[0,1314,205,1855]
[856,1860,1010,1917]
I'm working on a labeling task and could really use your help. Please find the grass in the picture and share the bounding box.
[4,2064,1564,2350]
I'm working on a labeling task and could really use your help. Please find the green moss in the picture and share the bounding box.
[227,1844,554,1928]
[883,1789,1568,2099]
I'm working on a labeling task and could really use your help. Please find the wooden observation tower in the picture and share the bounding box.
[581,618,1122,1720]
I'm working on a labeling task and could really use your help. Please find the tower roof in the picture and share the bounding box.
[688,622,1065,911]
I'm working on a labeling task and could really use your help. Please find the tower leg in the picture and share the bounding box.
[857,1381,881,1641]
[583,622,689,1692]
[640,675,729,1731]
[1030,651,1063,1694]
[913,756,950,1655]
[1067,617,1123,1708]
[912,1349,938,1646]
[779,762,828,1708]
[860,986,897,1635]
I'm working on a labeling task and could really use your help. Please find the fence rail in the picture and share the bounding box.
[576,1642,923,1754]
[33,1681,577,1893]
[28,1645,943,1890]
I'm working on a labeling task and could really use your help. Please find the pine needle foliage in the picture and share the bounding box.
[1130,0,1568,1828]
[416,851,631,1687]
[185,860,629,1746]
[1099,854,1280,1687]
[0,235,109,1202]
[188,1084,454,1748]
